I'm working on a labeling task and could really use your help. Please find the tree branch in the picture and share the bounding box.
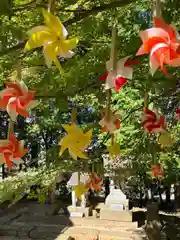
[12,0,37,12]
[0,0,135,57]
[64,0,136,25]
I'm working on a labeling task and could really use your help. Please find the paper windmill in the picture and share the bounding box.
[85,173,101,191]
[136,17,180,75]
[59,123,92,160]
[176,109,180,121]
[72,185,88,200]
[152,164,164,178]
[107,142,121,158]
[0,81,38,121]
[142,107,166,133]
[158,131,174,148]
[25,9,79,71]
[100,56,139,91]
[99,110,120,133]
[0,133,27,168]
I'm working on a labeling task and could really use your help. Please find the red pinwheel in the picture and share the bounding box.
[136,17,180,75]
[0,81,38,121]
[152,164,164,178]
[100,57,140,92]
[176,109,180,121]
[0,133,27,168]
[142,107,166,133]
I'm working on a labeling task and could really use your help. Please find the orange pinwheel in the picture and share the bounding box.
[136,17,180,75]
[99,110,120,133]
[0,133,27,168]
[85,173,101,191]
[0,81,38,121]
[152,164,164,178]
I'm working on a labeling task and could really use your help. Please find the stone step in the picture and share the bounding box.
[0,222,146,240]
[58,226,146,240]
[16,214,138,229]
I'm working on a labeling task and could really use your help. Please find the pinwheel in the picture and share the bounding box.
[25,9,79,71]
[0,81,38,121]
[107,142,121,158]
[85,173,101,191]
[136,17,180,75]
[99,110,120,133]
[59,123,92,160]
[72,184,88,200]
[158,131,174,148]
[0,133,27,168]
[100,56,139,91]
[142,107,166,133]
[176,109,180,121]
[152,164,163,178]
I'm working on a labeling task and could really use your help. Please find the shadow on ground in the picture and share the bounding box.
[0,200,74,240]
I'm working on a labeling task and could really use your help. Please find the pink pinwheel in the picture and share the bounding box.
[136,17,180,75]
[0,133,27,168]
[142,107,166,133]
[176,109,180,121]
[100,57,140,91]
[0,81,38,121]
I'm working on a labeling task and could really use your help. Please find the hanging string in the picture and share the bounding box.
[105,27,117,147]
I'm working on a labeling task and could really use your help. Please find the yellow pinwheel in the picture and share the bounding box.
[59,123,92,160]
[25,9,79,71]
[72,185,88,200]
[158,131,174,148]
[107,142,121,158]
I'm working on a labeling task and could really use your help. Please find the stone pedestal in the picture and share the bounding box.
[100,180,131,221]
[67,206,91,218]
[100,207,132,221]
[105,180,129,210]
[67,172,90,218]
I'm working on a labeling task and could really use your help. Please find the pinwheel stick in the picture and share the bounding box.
[144,92,149,108]
[153,0,162,19]
[7,120,14,139]
[105,27,117,121]
[48,0,56,13]
[106,27,117,146]
[71,108,77,124]
[71,108,81,185]
[16,61,22,81]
